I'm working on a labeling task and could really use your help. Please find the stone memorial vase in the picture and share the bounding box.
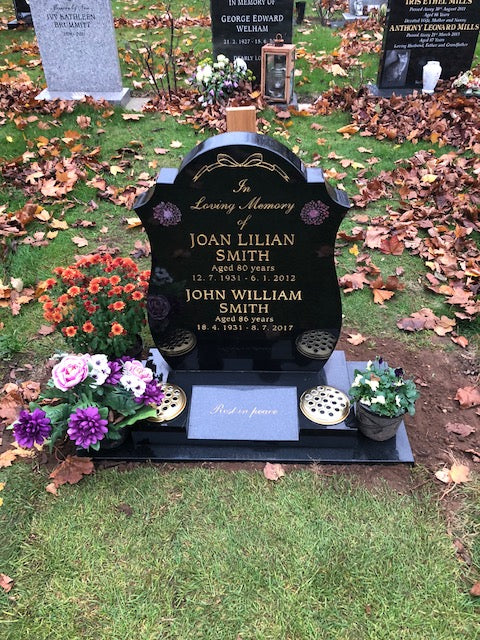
[355,403,403,441]
[422,61,442,94]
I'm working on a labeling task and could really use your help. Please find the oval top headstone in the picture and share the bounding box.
[135,132,350,372]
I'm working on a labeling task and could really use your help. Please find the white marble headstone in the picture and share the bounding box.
[29,0,129,105]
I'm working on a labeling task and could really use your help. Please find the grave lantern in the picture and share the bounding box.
[261,34,296,104]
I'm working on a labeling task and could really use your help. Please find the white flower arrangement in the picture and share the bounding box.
[452,69,480,97]
[189,54,254,105]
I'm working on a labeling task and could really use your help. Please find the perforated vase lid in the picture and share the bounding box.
[300,385,351,425]
[147,383,187,422]
[295,330,336,359]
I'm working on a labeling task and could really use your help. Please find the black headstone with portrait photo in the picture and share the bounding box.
[89,132,414,465]
[210,0,294,81]
[375,0,480,94]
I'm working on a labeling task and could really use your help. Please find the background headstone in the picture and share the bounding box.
[29,0,129,105]
[8,0,32,28]
[376,0,480,92]
[210,0,294,81]
[344,0,382,20]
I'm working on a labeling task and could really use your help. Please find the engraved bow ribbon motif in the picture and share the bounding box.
[193,153,290,182]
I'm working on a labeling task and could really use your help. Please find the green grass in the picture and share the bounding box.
[0,466,478,640]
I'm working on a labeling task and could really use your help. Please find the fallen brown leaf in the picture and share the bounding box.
[455,386,480,409]
[49,456,94,487]
[0,450,17,469]
[0,574,14,593]
[449,463,471,484]
[445,422,475,437]
[347,332,366,345]
[263,462,285,481]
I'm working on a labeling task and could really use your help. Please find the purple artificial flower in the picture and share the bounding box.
[67,406,109,449]
[105,359,123,385]
[394,367,404,378]
[152,201,181,226]
[134,380,165,406]
[13,408,52,448]
[378,357,384,365]
[300,200,330,226]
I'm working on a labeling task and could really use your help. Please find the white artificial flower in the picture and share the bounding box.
[360,397,372,406]
[371,395,386,405]
[88,354,111,386]
[365,378,380,392]
[366,360,373,370]
[217,54,228,64]
[196,69,204,83]
[89,354,110,371]
[89,368,109,387]
[120,374,146,398]
[395,395,402,407]
[234,58,247,71]
[351,374,363,388]
[202,64,213,80]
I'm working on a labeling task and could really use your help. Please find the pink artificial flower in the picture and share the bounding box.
[122,360,153,384]
[52,354,89,391]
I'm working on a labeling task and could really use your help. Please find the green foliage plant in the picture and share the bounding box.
[349,357,419,417]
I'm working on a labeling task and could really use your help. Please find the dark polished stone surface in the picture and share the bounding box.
[210,0,293,80]
[134,132,350,373]
[377,0,480,91]
[86,354,414,464]
[8,0,32,27]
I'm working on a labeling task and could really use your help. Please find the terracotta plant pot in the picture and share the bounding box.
[355,403,404,441]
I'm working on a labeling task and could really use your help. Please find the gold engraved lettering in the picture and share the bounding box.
[231,289,302,301]
[237,233,295,246]
[190,233,231,248]
[185,289,227,302]
[239,196,295,215]
[216,249,270,261]
[219,303,270,313]
[232,178,251,193]
[191,197,236,215]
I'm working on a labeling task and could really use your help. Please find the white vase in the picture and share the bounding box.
[422,61,442,94]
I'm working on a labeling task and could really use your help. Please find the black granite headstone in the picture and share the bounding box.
[86,133,414,463]
[135,132,350,374]
[210,0,294,81]
[377,0,480,92]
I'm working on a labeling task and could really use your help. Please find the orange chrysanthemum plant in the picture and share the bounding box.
[39,254,150,358]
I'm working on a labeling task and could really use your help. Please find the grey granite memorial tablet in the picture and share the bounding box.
[29,0,129,105]
[187,385,299,441]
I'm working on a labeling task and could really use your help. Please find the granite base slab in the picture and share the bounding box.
[342,12,369,21]
[8,18,32,29]
[85,351,414,464]
[36,88,131,106]
[367,83,420,98]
